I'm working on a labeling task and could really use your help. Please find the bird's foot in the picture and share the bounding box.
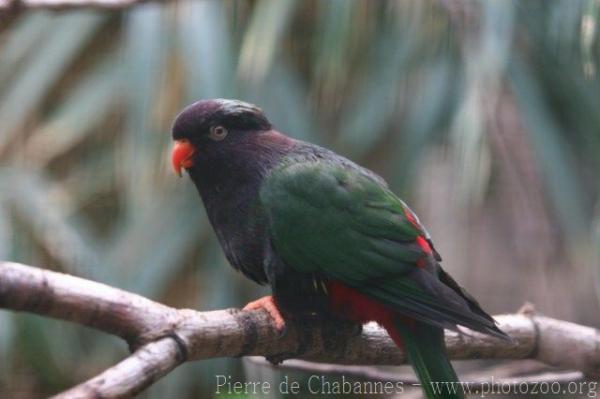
[243,295,286,333]
[265,352,296,365]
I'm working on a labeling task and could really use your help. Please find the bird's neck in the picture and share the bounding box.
[186,130,295,282]
[189,130,295,227]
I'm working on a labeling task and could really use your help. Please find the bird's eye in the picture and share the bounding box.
[209,126,228,141]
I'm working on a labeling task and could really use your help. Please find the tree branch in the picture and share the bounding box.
[1,261,599,398]
[247,357,587,394]
[0,0,158,11]
[55,338,183,399]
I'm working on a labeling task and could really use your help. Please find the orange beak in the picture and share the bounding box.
[172,140,196,177]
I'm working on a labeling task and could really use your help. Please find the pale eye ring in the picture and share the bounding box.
[209,126,228,141]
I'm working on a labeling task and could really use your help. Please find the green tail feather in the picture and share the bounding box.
[394,319,464,399]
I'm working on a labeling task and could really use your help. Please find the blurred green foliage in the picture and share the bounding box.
[0,0,599,397]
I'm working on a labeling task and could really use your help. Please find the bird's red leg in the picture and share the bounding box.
[243,295,286,332]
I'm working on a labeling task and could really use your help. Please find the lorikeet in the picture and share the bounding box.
[171,99,508,399]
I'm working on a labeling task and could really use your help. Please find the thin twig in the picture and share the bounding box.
[0,0,160,11]
[249,357,589,399]
[246,356,419,384]
[247,357,586,388]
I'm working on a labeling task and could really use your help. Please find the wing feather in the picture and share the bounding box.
[261,158,506,338]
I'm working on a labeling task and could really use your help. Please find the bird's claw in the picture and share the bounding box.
[243,295,286,333]
[276,324,288,339]
[265,352,296,365]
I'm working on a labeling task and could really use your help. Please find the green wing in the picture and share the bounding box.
[260,158,505,337]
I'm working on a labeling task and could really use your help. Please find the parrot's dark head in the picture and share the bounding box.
[171,99,275,177]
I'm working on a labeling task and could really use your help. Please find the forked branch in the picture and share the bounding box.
[0,262,598,398]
